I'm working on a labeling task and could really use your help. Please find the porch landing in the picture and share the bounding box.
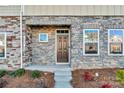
[25,64,72,72]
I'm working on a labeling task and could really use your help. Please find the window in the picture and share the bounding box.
[0,33,6,59]
[39,33,48,42]
[83,29,99,55]
[108,29,123,55]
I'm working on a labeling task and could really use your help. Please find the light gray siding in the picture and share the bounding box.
[23,5,124,16]
[0,5,124,16]
[0,6,21,16]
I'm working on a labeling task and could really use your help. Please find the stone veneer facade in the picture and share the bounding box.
[0,16,21,70]
[1,16,124,70]
[22,16,124,69]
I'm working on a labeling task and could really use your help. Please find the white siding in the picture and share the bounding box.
[87,6,94,15]
[24,5,82,16]
[114,6,121,15]
[121,6,124,15]
[80,6,87,15]
[0,5,124,16]
[0,6,21,16]
[23,5,124,16]
[94,6,101,15]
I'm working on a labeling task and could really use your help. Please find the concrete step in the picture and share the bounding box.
[54,68,71,72]
[54,81,72,88]
[54,76,72,82]
[55,71,72,76]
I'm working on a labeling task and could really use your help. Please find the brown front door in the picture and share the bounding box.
[57,30,69,63]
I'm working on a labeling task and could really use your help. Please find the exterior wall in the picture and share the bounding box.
[31,26,69,65]
[0,6,21,16]
[31,26,56,65]
[23,25,70,66]
[23,16,124,69]
[24,5,124,16]
[0,6,124,70]
[22,16,72,66]
[22,25,32,66]
[0,16,21,70]
[1,5,124,16]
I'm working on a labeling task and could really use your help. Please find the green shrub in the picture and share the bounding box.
[8,68,25,77]
[7,71,17,77]
[31,70,41,79]
[0,70,7,78]
[14,68,25,77]
[116,70,124,84]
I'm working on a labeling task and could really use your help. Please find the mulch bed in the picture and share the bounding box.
[1,70,54,88]
[71,68,124,88]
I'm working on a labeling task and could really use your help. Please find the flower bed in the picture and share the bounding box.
[0,69,54,88]
[71,68,124,88]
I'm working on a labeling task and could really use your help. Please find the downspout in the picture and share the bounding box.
[20,5,23,68]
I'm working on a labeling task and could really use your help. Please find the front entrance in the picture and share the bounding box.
[56,29,70,64]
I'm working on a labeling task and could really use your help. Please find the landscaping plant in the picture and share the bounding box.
[0,70,7,78]
[15,68,25,77]
[31,70,41,79]
[7,71,17,77]
[116,69,124,84]
[101,83,112,88]
[83,71,94,81]
[8,68,25,77]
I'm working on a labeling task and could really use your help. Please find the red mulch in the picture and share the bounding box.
[2,70,55,88]
[71,68,124,88]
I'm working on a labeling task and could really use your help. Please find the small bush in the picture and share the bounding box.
[7,71,17,77]
[0,70,7,78]
[15,68,25,77]
[116,70,124,84]
[31,70,41,79]
[101,83,112,88]
[8,68,25,77]
[83,71,94,81]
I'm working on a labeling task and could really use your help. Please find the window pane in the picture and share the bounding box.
[39,33,48,42]
[110,30,123,42]
[85,29,98,42]
[57,30,61,33]
[85,43,98,54]
[110,43,122,54]
[65,30,68,33]
[0,34,5,58]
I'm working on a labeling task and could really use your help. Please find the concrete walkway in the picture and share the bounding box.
[54,68,72,88]
[25,64,73,88]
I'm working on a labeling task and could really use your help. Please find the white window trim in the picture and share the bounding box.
[108,29,124,56]
[39,33,48,42]
[0,32,6,59]
[83,29,99,56]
